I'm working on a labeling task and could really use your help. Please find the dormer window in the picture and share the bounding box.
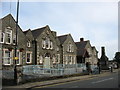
[27,41,31,47]
[0,30,5,43]
[5,28,12,44]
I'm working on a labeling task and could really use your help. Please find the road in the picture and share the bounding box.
[33,72,119,88]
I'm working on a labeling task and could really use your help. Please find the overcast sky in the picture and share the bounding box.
[1,0,118,60]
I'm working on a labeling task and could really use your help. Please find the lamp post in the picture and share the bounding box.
[14,0,19,85]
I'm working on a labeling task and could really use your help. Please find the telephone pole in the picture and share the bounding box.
[14,0,19,85]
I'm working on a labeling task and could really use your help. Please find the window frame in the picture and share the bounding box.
[5,28,12,44]
[3,49,12,65]
[27,41,31,47]
[26,52,32,64]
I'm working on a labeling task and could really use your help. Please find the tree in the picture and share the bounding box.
[114,52,120,64]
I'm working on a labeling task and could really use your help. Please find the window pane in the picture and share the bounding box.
[27,53,30,63]
[4,51,11,64]
[6,33,11,43]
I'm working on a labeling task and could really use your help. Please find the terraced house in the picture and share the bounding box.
[1,14,98,73]
[0,14,32,71]
[30,25,61,68]
[75,38,98,68]
[57,34,77,65]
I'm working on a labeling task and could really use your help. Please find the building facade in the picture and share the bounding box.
[57,34,77,65]
[75,38,98,68]
[31,25,61,68]
[0,14,30,70]
[1,14,99,71]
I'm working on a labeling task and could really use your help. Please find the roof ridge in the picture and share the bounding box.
[57,34,69,37]
[32,26,47,31]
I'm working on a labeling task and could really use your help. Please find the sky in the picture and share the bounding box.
[1,0,118,60]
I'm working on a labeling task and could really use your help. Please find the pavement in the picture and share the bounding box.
[2,69,119,89]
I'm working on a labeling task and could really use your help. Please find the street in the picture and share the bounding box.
[33,71,119,88]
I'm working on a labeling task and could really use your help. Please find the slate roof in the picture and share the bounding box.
[75,41,89,57]
[23,29,30,35]
[31,26,47,39]
[57,34,68,45]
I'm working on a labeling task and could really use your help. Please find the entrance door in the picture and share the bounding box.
[44,53,50,69]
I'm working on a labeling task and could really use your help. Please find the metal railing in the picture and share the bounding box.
[23,64,86,76]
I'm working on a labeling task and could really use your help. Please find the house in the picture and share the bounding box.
[30,25,61,68]
[0,14,30,70]
[75,38,98,68]
[0,14,38,72]
[57,34,77,65]
[23,29,35,65]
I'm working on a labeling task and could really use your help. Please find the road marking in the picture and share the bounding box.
[91,78,114,84]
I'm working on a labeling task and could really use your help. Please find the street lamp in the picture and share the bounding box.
[14,0,19,85]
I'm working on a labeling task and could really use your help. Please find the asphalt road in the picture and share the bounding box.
[34,72,119,88]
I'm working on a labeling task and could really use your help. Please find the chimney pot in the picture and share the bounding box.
[80,38,84,42]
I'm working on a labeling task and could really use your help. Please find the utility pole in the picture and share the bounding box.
[14,0,19,85]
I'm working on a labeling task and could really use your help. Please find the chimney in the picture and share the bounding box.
[80,38,84,42]
[101,46,105,56]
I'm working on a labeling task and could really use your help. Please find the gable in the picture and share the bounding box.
[64,34,77,49]
[24,30,34,41]
[1,14,25,37]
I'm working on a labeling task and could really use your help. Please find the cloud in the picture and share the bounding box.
[1,2,118,60]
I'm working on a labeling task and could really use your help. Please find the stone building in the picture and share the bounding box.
[75,38,98,67]
[0,14,30,70]
[57,34,77,65]
[23,29,35,65]
[31,25,61,68]
[1,14,98,70]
